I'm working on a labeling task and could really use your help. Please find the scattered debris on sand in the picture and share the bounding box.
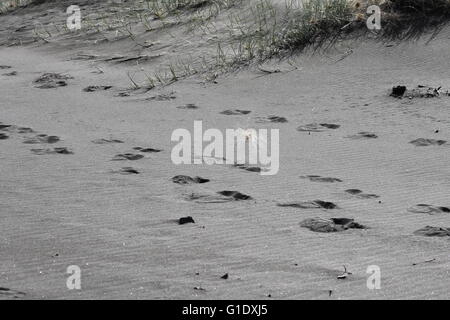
[390,85,449,98]
[337,265,352,280]
[300,217,366,233]
[172,175,210,185]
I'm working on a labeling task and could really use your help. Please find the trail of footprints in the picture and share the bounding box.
[2,71,449,296]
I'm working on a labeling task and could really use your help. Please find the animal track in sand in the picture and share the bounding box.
[172,175,210,185]
[278,200,338,209]
[133,147,162,153]
[31,147,73,155]
[0,65,12,69]
[83,85,113,92]
[23,134,60,144]
[345,189,380,199]
[409,138,446,146]
[220,109,252,115]
[256,115,288,123]
[112,153,144,161]
[300,217,367,233]
[300,175,342,183]
[413,226,450,237]
[297,123,340,132]
[33,73,73,89]
[346,132,378,139]
[0,133,9,140]
[407,204,450,215]
[185,191,252,203]
[0,287,26,299]
[177,103,199,110]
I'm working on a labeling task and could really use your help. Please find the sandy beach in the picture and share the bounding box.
[0,0,449,300]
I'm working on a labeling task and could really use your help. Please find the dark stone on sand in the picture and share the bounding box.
[179,216,195,225]
[413,226,450,237]
[119,167,140,175]
[221,273,229,279]
[172,175,210,185]
[300,217,367,233]
[319,123,340,129]
[391,85,407,97]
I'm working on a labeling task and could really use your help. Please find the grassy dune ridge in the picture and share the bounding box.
[2,0,450,86]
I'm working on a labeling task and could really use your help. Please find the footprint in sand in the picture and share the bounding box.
[146,92,176,101]
[413,226,450,237]
[33,73,73,89]
[0,65,12,69]
[256,115,288,123]
[278,200,338,209]
[185,191,252,203]
[31,147,73,155]
[177,103,199,110]
[23,134,60,144]
[345,189,380,199]
[300,217,367,233]
[346,132,378,140]
[297,123,340,132]
[234,164,262,173]
[172,175,210,184]
[409,138,446,146]
[114,167,140,175]
[112,153,144,161]
[0,133,9,140]
[133,147,162,153]
[0,124,34,134]
[92,138,124,144]
[220,109,251,115]
[407,204,450,215]
[83,85,113,92]
[2,71,17,76]
[0,287,26,299]
[300,175,342,183]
